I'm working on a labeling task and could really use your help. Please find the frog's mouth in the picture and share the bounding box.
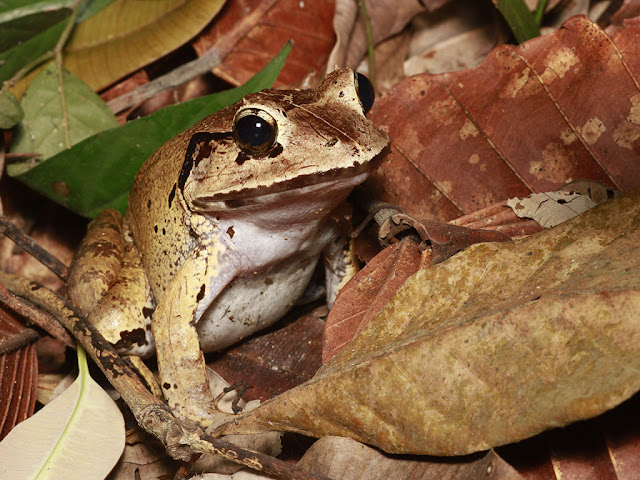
[188,147,388,211]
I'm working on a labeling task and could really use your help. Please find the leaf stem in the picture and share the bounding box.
[54,0,85,149]
[534,0,548,26]
[357,0,375,86]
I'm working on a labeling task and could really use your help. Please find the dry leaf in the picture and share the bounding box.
[323,238,430,363]
[507,191,597,228]
[216,189,640,456]
[12,0,225,97]
[208,315,324,402]
[0,308,37,441]
[366,15,640,222]
[404,1,500,77]
[193,0,335,87]
[328,0,441,71]
[298,436,523,479]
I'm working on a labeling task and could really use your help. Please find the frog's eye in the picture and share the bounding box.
[233,109,278,157]
[355,72,375,114]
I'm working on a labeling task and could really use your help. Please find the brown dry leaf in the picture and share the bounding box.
[327,0,449,72]
[298,436,523,480]
[499,392,640,479]
[216,189,640,456]
[323,239,430,364]
[108,427,178,480]
[366,15,640,222]
[507,191,597,228]
[403,1,501,78]
[193,0,335,87]
[208,315,324,402]
[0,308,37,441]
[66,0,225,91]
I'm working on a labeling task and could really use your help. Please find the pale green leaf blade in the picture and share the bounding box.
[0,346,125,479]
[9,63,119,175]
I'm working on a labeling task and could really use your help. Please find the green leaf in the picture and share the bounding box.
[0,8,70,53]
[9,63,120,176]
[0,345,125,479]
[76,0,117,22]
[0,91,24,128]
[15,41,292,217]
[0,0,74,21]
[0,13,71,85]
[496,0,541,43]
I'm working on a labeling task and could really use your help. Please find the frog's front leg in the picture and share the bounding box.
[323,235,359,306]
[153,217,238,426]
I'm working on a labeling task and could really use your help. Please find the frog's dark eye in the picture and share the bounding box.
[233,109,278,157]
[355,72,375,114]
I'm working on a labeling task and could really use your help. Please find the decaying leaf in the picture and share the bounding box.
[323,238,430,363]
[298,436,523,479]
[216,189,640,456]
[193,0,336,88]
[0,308,37,441]
[366,15,640,222]
[208,315,324,402]
[507,191,597,228]
[328,0,448,72]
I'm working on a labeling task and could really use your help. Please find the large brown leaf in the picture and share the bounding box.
[366,15,640,222]
[193,0,336,87]
[215,189,640,456]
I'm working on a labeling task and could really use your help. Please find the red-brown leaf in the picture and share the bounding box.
[366,15,640,222]
[193,0,336,87]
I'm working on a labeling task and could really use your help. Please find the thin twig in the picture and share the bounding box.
[0,281,75,346]
[0,216,68,280]
[0,328,40,355]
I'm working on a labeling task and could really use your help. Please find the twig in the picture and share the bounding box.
[0,281,75,346]
[0,215,68,280]
[0,271,330,480]
[0,328,40,355]
[54,0,85,148]
[107,0,280,114]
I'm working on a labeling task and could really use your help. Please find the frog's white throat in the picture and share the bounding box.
[191,170,368,273]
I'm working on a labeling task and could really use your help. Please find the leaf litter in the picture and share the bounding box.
[216,188,640,456]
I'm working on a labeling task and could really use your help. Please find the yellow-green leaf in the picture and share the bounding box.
[0,345,125,479]
[64,0,226,91]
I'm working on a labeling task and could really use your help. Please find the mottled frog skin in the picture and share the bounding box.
[68,68,389,425]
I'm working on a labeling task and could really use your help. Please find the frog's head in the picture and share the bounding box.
[179,68,389,212]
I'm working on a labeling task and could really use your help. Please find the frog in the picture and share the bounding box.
[66,68,389,426]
